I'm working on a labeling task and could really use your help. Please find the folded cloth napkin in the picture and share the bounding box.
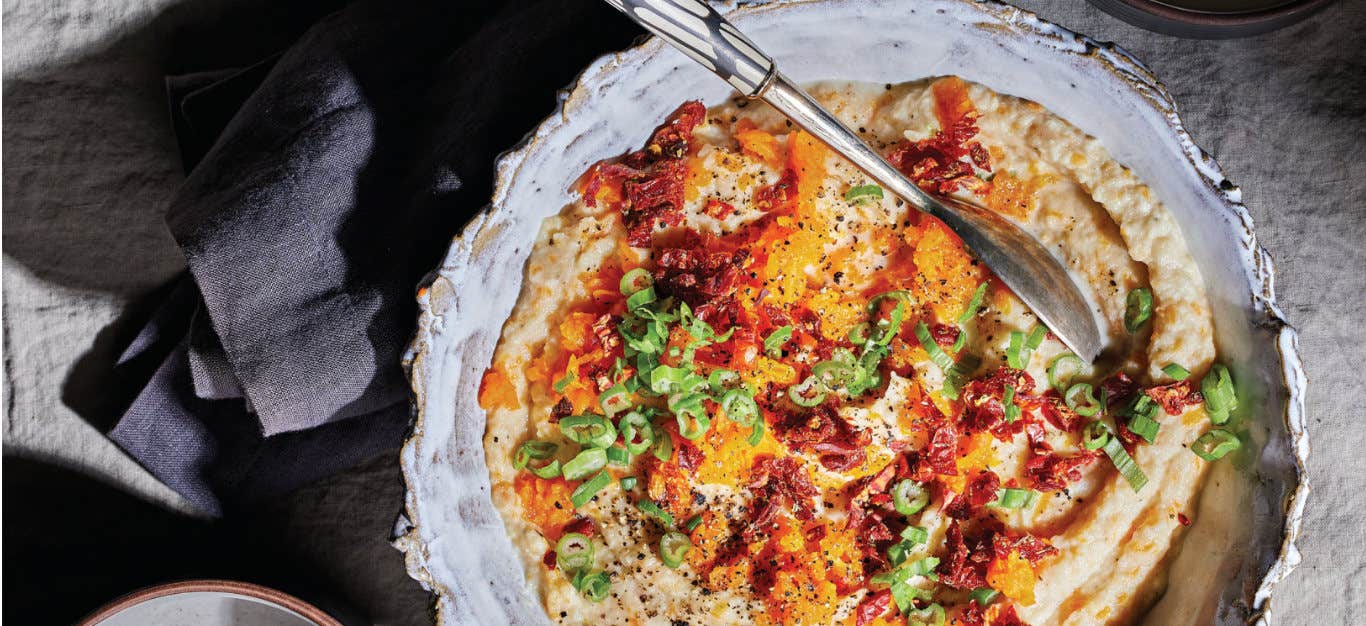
[110,0,640,516]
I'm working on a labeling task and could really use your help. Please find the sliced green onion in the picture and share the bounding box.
[1162,363,1191,381]
[942,353,981,401]
[707,368,739,393]
[553,371,576,394]
[991,488,1038,509]
[1201,364,1238,425]
[1002,384,1021,423]
[720,387,760,426]
[949,331,967,354]
[606,445,632,466]
[1047,354,1084,393]
[531,460,562,479]
[626,286,657,311]
[957,282,988,324]
[969,588,1000,607]
[563,448,608,481]
[597,383,631,417]
[555,532,595,573]
[571,569,611,602]
[1064,383,1102,417]
[887,541,912,567]
[1192,429,1241,461]
[906,556,940,577]
[637,499,675,527]
[892,479,929,516]
[868,290,914,313]
[684,515,703,533]
[907,603,946,626]
[813,359,860,390]
[669,392,711,440]
[901,525,928,546]
[560,414,617,449]
[1006,325,1047,369]
[570,471,611,507]
[844,183,885,204]
[1082,421,1110,451]
[619,410,655,455]
[1124,287,1153,333]
[890,585,932,616]
[619,476,638,491]
[1128,413,1160,444]
[1123,393,1158,421]
[653,424,673,461]
[1103,436,1148,492]
[848,322,871,345]
[619,268,653,296]
[513,440,558,471]
[660,531,692,568]
[747,421,765,446]
[788,375,826,407]
[915,322,955,372]
[763,325,794,357]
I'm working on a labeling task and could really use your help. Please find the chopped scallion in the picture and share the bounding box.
[1047,354,1084,393]
[844,183,885,204]
[1103,436,1148,492]
[684,515,703,533]
[892,479,929,516]
[957,282,989,324]
[1124,287,1153,333]
[636,499,675,527]
[1162,362,1191,381]
[619,267,653,296]
[555,532,595,573]
[1201,363,1238,425]
[570,471,611,507]
[619,476,638,490]
[660,531,691,568]
[563,448,608,481]
[553,371,576,394]
[763,325,794,357]
[1064,383,1102,417]
[968,588,1000,607]
[1192,429,1241,461]
[1128,413,1160,443]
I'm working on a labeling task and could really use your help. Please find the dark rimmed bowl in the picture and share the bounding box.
[1088,0,1336,38]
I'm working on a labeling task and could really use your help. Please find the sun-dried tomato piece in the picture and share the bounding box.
[703,198,736,220]
[774,405,871,470]
[960,368,1036,441]
[1025,451,1097,492]
[753,168,798,214]
[946,470,1002,519]
[549,397,573,423]
[623,100,706,169]
[1039,391,1082,433]
[1146,380,1203,416]
[1100,371,1139,406]
[931,323,961,349]
[653,243,750,308]
[993,533,1058,564]
[855,589,893,626]
[591,313,621,353]
[919,421,962,477]
[562,516,597,538]
[938,521,992,590]
[621,159,688,247]
[748,456,819,521]
[886,114,990,195]
[958,601,986,626]
[677,438,704,471]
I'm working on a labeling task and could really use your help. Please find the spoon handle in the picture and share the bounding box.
[600,0,1103,362]
[601,0,775,96]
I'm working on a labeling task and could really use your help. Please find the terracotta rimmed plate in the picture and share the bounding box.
[1087,0,1336,38]
[394,1,1307,624]
[77,579,341,626]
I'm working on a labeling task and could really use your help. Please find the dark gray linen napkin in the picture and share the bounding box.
[110,0,639,516]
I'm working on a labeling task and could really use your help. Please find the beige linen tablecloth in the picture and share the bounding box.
[4,0,1363,622]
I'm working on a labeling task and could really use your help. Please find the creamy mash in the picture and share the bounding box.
[478,77,1239,626]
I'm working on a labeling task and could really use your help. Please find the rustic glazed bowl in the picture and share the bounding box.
[1087,0,1336,39]
[77,580,341,626]
[394,1,1308,624]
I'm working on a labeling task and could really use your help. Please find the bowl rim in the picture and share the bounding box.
[394,1,1309,623]
[75,579,342,626]
[1098,0,1335,24]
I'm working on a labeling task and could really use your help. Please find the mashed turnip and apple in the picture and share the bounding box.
[477,77,1241,626]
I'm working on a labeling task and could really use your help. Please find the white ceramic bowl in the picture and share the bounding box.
[395,1,1307,624]
[78,580,340,626]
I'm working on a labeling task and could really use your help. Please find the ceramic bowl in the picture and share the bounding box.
[77,580,341,626]
[1087,0,1336,39]
[394,1,1307,624]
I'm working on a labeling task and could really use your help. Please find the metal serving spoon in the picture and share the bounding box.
[602,0,1103,362]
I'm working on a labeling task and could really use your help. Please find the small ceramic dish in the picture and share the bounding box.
[1087,0,1336,38]
[77,580,341,626]
[394,1,1307,624]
